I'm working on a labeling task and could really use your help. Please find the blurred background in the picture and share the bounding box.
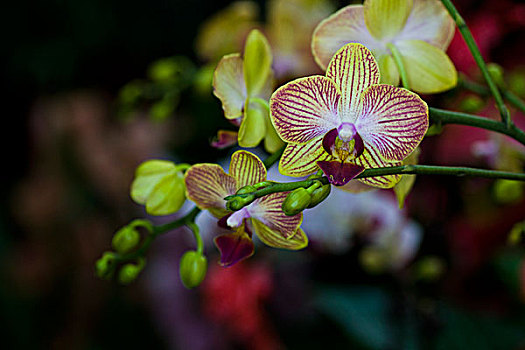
[2,0,525,349]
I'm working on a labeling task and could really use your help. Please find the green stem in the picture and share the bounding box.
[386,43,410,90]
[187,222,204,254]
[440,0,511,126]
[263,144,286,169]
[461,77,525,114]
[429,107,525,146]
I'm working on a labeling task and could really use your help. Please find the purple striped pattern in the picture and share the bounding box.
[270,76,341,144]
[229,151,266,189]
[253,221,308,250]
[353,146,402,188]
[279,138,332,177]
[326,43,379,119]
[184,163,237,218]
[356,84,428,161]
[250,192,303,239]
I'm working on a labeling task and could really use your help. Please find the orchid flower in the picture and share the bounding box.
[312,0,457,94]
[213,29,284,152]
[184,150,307,267]
[270,43,428,188]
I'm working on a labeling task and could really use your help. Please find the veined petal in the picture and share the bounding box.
[184,163,237,218]
[270,76,341,144]
[249,192,303,239]
[354,147,402,188]
[213,53,247,119]
[356,84,428,162]
[311,5,381,70]
[253,220,308,250]
[229,150,267,189]
[395,0,455,50]
[326,43,380,121]
[395,40,458,94]
[238,100,266,148]
[364,0,413,40]
[377,54,400,86]
[243,29,273,96]
[279,137,331,177]
[211,130,238,149]
[214,226,255,267]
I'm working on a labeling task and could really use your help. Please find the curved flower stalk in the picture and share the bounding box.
[213,29,284,152]
[270,43,428,188]
[312,0,457,94]
[184,150,307,267]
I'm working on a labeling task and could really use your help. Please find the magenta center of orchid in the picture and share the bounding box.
[226,207,251,228]
[322,122,365,162]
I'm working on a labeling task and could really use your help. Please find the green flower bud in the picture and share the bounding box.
[459,95,485,113]
[487,63,505,88]
[95,252,116,280]
[236,185,257,195]
[282,188,312,216]
[494,179,523,204]
[226,194,255,211]
[307,183,331,208]
[112,226,140,254]
[179,251,208,289]
[118,258,146,285]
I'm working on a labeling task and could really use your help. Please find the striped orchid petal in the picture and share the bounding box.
[214,226,254,267]
[253,221,308,250]
[311,5,381,71]
[184,163,237,218]
[395,0,455,50]
[364,0,413,41]
[326,43,379,120]
[354,147,402,188]
[270,76,341,144]
[279,138,332,177]
[249,192,303,239]
[229,150,267,189]
[356,84,428,162]
[212,53,247,119]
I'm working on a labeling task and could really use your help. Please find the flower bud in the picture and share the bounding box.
[282,188,312,216]
[459,95,484,113]
[236,185,257,195]
[487,63,505,88]
[226,194,255,211]
[179,251,208,289]
[95,252,116,280]
[307,183,331,208]
[118,258,145,285]
[112,226,140,254]
[494,179,523,204]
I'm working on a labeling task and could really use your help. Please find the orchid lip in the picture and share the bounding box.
[322,123,365,160]
[317,160,365,186]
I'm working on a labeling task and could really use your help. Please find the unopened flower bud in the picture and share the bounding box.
[307,183,331,208]
[112,226,140,254]
[179,251,208,289]
[487,63,505,88]
[118,258,145,285]
[226,194,255,211]
[95,252,116,280]
[236,185,257,195]
[459,95,484,113]
[282,188,312,216]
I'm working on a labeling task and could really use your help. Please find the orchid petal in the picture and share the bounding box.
[184,163,237,218]
[270,76,341,144]
[249,192,303,239]
[243,29,273,96]
[263,116,285,153]
[364,0,413,40]
[356,84,428,162]
[395,40,457,94]
[213,53,246,119]
[238,100,267,148]
[326,43,380,120]
[311,5,381,70]
[253,220,308,250]
[377,53,400,86]
[317,160,365,186]
[229,150,267,189]
[340,180,375,193]
[211,130,238,149]
[395,0,455,50]
[214,226,254,267]
[354,148,402,188]
[279,137,331,177]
